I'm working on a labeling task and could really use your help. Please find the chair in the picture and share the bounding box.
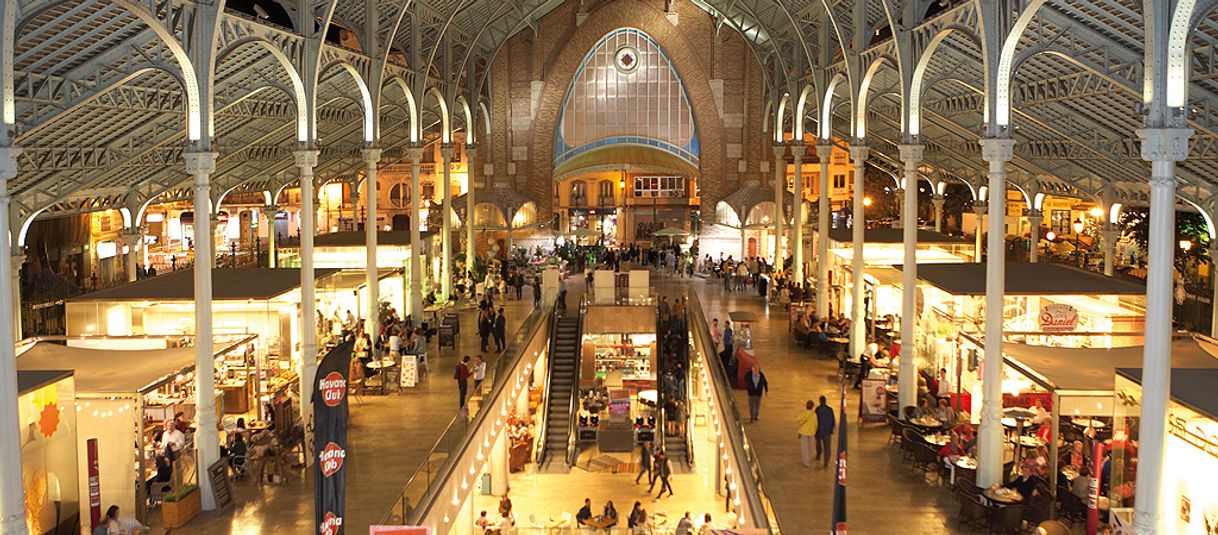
[955,490,990,528]
[913,443,940,480]
[1036,520,1071,535]
[230,454,248,480]
[901,428,923,462]
[1058,490,1087,525]
[886,414,905,446]
[988,504,1025,534]
[148,481,173,505]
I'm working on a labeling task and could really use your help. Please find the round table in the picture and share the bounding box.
[1061,466,1080,482]
[909,416,943,429]
[584,515,617,529]
[984,487,1024,505]
[1072,418,1106,429]
[923,433,950,447]
[955,457,979,470]
[366,357,397,370]
[1010,435,1046,448]
[1001,417,1019,428]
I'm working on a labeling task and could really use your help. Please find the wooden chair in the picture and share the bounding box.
[988,504,1025,534]
[886,414,905,445]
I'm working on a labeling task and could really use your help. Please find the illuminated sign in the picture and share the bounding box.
[1168,413,1218,460]
[1038,303,1078,332]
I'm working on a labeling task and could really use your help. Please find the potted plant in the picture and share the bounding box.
[161,484,201,528]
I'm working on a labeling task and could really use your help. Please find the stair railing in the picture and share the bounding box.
[563,295,587,467]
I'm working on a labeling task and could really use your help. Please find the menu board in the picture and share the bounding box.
[859,379,888,422]
[608,389,631,422]
[400,357,418,388]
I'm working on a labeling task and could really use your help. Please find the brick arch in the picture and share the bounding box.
[528,0,726,216]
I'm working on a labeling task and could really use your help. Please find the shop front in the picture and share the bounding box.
[16,336,254,526]
[18,370,79,535]
[578,304,658,452]
[1112,367,1218,532]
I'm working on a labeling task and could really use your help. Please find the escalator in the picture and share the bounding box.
[538,308,583,472]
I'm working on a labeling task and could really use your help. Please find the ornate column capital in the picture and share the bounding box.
[293,149,319,170]
[361,147,382,165]
[260,204,280,216]
[184,151,218,175]
[848,145,869,162]
[931,195,946,205]
[1136,127,1192,163]
[816,144,833,161]
[0,146,22,182]
[788,143,806,159]
[978,138,1015,163]
[973,201,988,215]
[440,144,454,161]
[772,144,786,158]
[898,144,925,164]
[1024,209,1043,221]
[465,146,477,161]
[407,146,425,162]
[119,230,143,248]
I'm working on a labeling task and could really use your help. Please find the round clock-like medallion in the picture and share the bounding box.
[614,46,640,74]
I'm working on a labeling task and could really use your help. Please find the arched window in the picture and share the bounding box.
[388,183,410,208]
[556,28,699,168]
[571,181,588,206]
[598,181,614,206]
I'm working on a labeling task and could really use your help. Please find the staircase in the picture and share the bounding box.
[541,313,581,471]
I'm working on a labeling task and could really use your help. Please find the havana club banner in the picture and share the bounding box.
[315,341,354,535]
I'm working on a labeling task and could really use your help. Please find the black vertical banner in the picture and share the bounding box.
[830,383,848,535]
[314,341,353,535]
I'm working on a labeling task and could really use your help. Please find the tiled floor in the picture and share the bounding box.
[155,290,537,534]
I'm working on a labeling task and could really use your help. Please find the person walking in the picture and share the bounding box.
[455,356,471,407]
[635,440,653,485]
[532,276,542,307]
[814,395,836,467]
[653,449,673,499]
[478,309,492,352]
[744,365,768,422]
[795,400,818,468]
[493,307,507,351]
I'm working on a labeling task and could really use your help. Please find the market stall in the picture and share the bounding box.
[818,227,974,323]
[18,370,79,535]
[954,333,1218,509]
[578,304,658,452]
[16,336,253,525]
[907,262,1148,409]
[64,267,341,393]
[1111,367,1218,532]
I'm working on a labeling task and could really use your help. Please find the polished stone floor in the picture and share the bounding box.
[154,268,1087,534]
[155,291,537,534]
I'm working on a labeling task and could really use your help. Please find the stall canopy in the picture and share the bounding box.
[312,230,421,248]
[906,262,1147,296]
[1003,336,1218,392]
[18,369,73,395]
[17,342,198,394]
[1117,367,1218,419]
[827,228,971,244]
[68,267,340,301]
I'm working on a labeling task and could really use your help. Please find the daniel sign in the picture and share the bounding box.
[1038,303,1079,332]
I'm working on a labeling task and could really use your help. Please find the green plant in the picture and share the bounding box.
[162,484,198,503]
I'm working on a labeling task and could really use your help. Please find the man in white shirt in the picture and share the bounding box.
[389,332,402,357]
[472,355,487,390]
[162,421,186,460]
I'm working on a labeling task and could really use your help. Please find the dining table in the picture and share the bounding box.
[1009,435,1046,448]
[1072,418,1106,429]
[366,358,398,394]
[923,433,950,447]
[984,487,1024,505]
[1061,465,1080,482]
[583,515,617,529]
[909,416,943,429]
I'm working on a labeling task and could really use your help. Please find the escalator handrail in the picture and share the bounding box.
[564,295,587,467]
[535,299,564,466]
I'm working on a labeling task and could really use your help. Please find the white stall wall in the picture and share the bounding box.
[75,397,138,523]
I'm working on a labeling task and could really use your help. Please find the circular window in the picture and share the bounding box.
[614,46,639,74]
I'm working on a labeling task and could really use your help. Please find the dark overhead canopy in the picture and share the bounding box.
[1002,337,1218,392]
[306,231,426,248]
[69,268,340,301]
[904,262,1147,296]
[828,228,971,244]
[17,370,73,396]
[1117,368,1218,420]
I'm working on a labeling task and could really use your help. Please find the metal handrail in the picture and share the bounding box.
[534,301,563,465]
[381,298,553,526]
[686,291,784,533]
[564,296,587,467]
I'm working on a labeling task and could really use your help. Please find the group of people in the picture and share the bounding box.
[711,254,777,296]
[634,441,675,500]
[573,498,718,534]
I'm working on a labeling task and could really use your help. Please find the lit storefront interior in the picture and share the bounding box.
[578,303,659,453]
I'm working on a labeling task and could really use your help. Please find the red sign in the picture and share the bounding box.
[1039,303,1079,332]
[1087,441,1104,535]
[837,451,847,486]
[319,371,347,407]
[87,438,100,529]
[319,442,347,478]
[321,512,344,535]
[834,521,848,534]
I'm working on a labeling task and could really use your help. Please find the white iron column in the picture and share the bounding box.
[466,147,477,273]
[891,188,905,229]
[1210,246,1218,339]
[848,145,868,359]
[1026,210,1043,263]
[295,149,320,458]
[440,145,454,301]
[121,230,142,282]
[898,144,922,416]
[816,144,832,319]
[973,202,987,263]
[362,147,381,339]
[976,138,1014,488]
[932,195,946,233]
[1133,127,1191,535]
[490,427,509,495]
[185,151,221,510]
[1102,229,1121,276]
[0,147,28,534]
[791,144,806,284]
[772,144,785,266]
[262,205,279,268]
[408,147,425,326]
[10,253,22,341]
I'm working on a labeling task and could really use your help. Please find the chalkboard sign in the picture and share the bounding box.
[207,459,235,511]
